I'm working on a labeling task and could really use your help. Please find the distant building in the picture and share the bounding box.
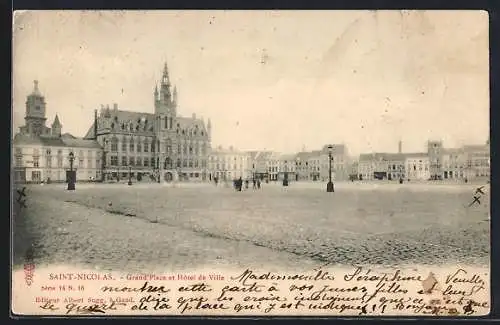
[307,150,322,181]
[358,152,405,180]
[295,151,313,181]
[208,146,251,181]
[427,140,444,180]
[267,152,281,181]
[405,153,430,181]
[463,143,490,180]
[13,80,102,183]
[84,62,211,182]
[319,144,349,181]
[277,154,297,181]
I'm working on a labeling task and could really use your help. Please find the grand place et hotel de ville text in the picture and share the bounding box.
[84,62,212,183]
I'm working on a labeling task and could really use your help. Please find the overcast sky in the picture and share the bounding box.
[12,10,489,155]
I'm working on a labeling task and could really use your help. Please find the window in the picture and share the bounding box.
[129,157,135,166]
[137,142,142,152]
[15,148,22,155]
[178,143,181,154]
[33,156,39,168]
[151,142,155,153]
[15,156,22,167]
[46,149,51,155]
[129,141,134,152]
[79,158,84,168]
[57,157,63,168]
[195,160,199,168]
[110,156,118,166]
[136,157,142,167]
[177,158,181,167]
[111,138,118,152]
[87,159,92,168]
[164,117,168,129]
[189,146,193,154]
[96,159,100,168]
[122,156,127,166]
[183,159,187,167]
[122,140,127,151]
[144,141,149,152]
[166,139,172,155]
[183,144,187,155]
[144,158,149,167]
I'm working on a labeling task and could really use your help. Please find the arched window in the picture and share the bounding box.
[111,137,118,152]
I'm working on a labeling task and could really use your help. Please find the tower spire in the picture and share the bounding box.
[162,61,170,85]
[173,85,178,105]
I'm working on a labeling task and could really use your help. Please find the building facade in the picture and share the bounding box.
[277,154,297,181]
[84,63,211,182]
[405,153,430,181]
[319,144,349,181]
[208,146,251,181]
[13,81,102,184]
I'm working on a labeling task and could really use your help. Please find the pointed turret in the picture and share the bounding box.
[173,85,178,107]
[51,113,62,137]
[94,109,98,139]
[207,118,212,140]
[162,61,170,86]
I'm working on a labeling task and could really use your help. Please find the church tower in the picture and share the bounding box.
[24,80,48,136]
[154,61,177,129]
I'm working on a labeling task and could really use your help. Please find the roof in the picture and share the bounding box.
[463,144,489,152]
[85,109,207,139]
[404,152,428,158]
[13,133,102,149]
[52,114,62,127]
[255,151,274,161]
[359,152,406,162]
[295,151,314,161]
[278,154,297,161]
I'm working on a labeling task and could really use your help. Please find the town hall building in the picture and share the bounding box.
[84,62,211,182]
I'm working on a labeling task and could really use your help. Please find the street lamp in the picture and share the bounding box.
[327,145,334,192]
[67,151,75,190]
[128,166,132,186]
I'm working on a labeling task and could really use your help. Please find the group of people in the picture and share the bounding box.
[232,177,261,192]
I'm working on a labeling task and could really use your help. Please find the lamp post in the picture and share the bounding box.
[327,145,334,192]
[128,166,132,186]
[67,151,75,190]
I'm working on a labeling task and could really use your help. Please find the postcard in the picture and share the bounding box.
[11,10,490,316]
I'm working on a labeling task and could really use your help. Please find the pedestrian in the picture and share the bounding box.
[245,179,249,189]
[253,179,257,189]
[257,179,261,189]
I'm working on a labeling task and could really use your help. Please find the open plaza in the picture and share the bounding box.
[13,181,490,273]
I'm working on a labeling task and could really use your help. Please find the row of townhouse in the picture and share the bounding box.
[355,140,490,181]
[233,144,352,182]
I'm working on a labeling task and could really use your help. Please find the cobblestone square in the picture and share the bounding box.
[13,182,490,272]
